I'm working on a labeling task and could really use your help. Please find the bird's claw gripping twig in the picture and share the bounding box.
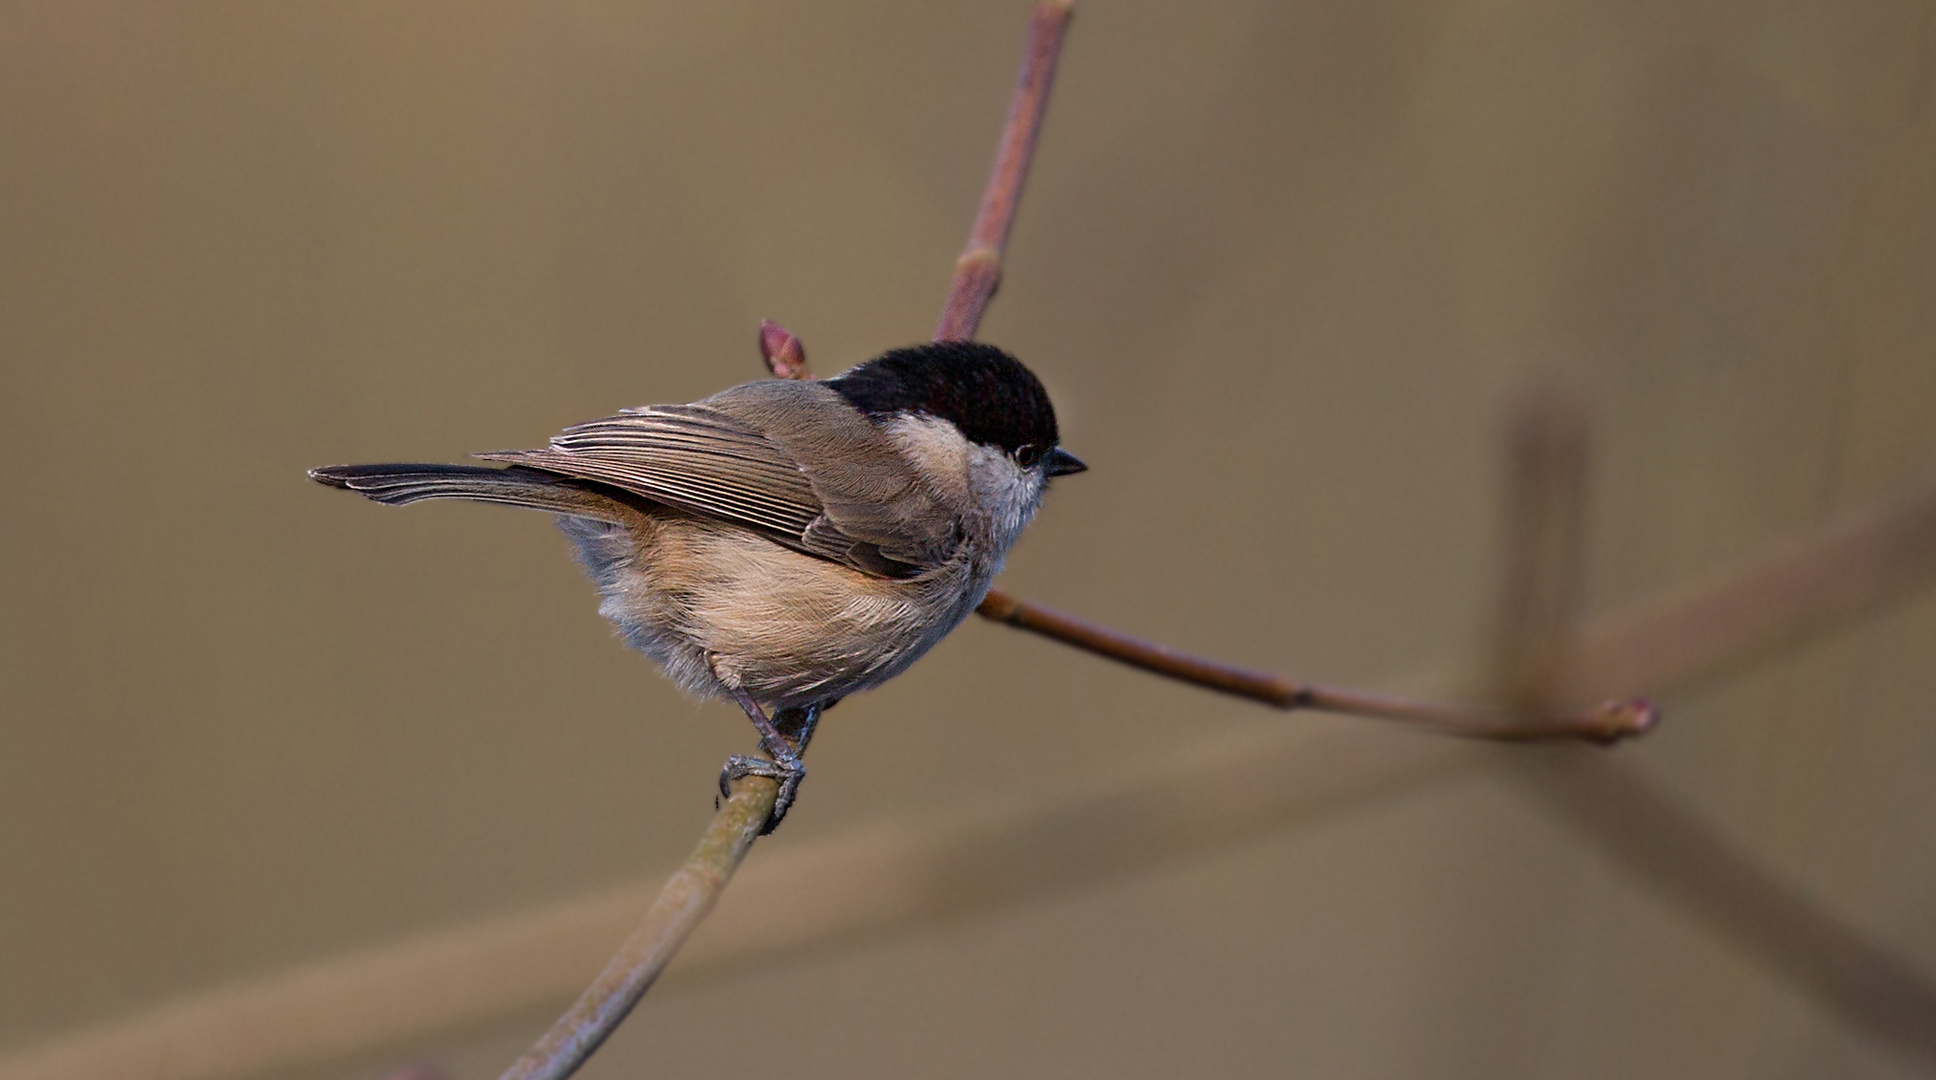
[716,688,818,833]
[718,753,804,834]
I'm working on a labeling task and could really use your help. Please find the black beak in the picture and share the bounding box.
[1044,447,1087,477]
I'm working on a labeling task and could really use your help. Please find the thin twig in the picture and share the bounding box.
[975,590,1655,741]
[934,0,1073,342]
[1488,383,1590,715]
[496,776,776,1080]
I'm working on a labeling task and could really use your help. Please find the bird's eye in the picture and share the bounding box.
[1015,444,1043,468]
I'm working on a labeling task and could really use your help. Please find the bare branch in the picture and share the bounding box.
[934,0,1073,342]
[496,776,777,1080]
[1510,749,1936,1067]
[975,589,1655,742]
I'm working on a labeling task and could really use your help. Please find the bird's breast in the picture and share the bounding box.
[616,516,989,709]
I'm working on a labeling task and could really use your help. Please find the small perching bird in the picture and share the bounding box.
[311,342,1084,830]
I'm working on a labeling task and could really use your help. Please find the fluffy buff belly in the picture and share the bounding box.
[559,511,984,709]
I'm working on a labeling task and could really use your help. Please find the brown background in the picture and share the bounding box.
[4,1,1935,1077]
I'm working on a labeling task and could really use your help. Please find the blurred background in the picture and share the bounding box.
[4,1,1935,1078]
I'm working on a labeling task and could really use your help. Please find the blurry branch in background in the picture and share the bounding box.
[0,731,1471,1080]
[1489,390,1936,1066]
[1486,391,1936,1067]
[1568,481,1936,703]
[1487,383,1591,714]
[1515,752,1936,1065]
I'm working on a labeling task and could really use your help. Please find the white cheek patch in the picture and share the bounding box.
[886,411,1045,563]
[885,412,972,505]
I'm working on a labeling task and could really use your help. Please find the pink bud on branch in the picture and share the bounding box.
[759,319,812,381]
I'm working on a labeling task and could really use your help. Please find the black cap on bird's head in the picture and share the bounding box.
[829,342,1086,476]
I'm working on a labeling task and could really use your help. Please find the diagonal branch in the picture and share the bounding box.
[974,590,1655,741]
[935,0,1073,342]
[1509,747,1936,1066]
[496,777,776,1080]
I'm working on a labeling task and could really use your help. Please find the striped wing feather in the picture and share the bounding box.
[476,405,822,540]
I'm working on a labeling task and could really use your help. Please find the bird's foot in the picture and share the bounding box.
[717,752,805,835]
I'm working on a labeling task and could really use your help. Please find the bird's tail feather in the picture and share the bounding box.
[308,463,627,521]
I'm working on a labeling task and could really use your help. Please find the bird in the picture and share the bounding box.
[310,341,1085,830]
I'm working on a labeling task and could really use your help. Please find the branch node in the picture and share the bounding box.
[956,245,1001,273]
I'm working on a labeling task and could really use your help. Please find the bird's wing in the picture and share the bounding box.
[476,404,824,542]
[698,381,964,576]
[477,386,958,578]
